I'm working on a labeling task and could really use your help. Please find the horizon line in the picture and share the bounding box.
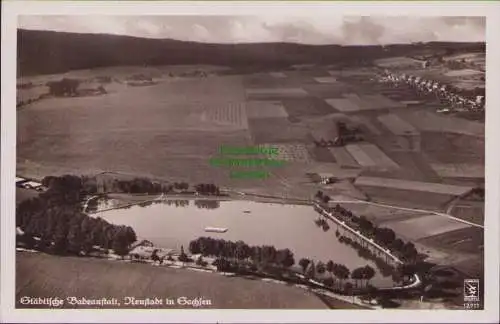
[18,28,486,47]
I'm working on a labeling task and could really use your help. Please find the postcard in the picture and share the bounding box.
[1,1,499,323]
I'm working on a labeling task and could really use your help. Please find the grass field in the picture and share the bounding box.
[329,147,361,169]
[245,100,289,119]
[16,252,330,309]
[448,201,484,225]
[418,227,484,256]
[420,133,485,165]
[308,147,337,163]
[281,97,336,117]
[399,111,484,138]
[380,214,472,241]
[355,186,458,211]
[202,102,249,129]
[248,118,311,144]
[245,88,309,100]
[17,64,485,287]
[430,163,484,179]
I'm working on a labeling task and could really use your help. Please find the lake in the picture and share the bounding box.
[94,198,394,286]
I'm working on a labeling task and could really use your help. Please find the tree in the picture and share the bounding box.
[358,216,374,235]
[305,261,316,279]
[189,240,201,254]
[391,238,404,253]
[213,257,231,272]
[112,229,130,259]
[362,265,376,287]
[326,260,334,277]
[323,277,334,287]
[316,261,326,274]
[344,282,354,296]
[402,242,418,262]
[276,248,295,268]
[351,267,364,288]
[333,263,350,288]
[235,241,250,261]
[299,258,311,274]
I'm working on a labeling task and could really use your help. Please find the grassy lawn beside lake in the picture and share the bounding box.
[16,252,339,309]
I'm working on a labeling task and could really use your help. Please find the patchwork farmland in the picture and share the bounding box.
[17,41,486,309]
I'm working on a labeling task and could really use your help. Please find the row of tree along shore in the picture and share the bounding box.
[186,237,381,295]
[314,191,419,265]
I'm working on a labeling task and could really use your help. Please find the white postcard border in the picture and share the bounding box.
[2,1,499,323]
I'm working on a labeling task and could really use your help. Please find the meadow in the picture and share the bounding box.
[16,252,330,309]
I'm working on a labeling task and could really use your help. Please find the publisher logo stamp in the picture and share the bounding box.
[463,279,480,302]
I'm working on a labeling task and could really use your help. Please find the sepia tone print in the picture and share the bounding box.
[15,15,485,310]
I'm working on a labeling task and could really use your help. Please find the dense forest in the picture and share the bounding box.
[17,175,137,256]
[17,29,485,76]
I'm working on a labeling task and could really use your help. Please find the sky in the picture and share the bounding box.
[18,16,486,45]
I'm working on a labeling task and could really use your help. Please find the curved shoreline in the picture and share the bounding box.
[84,192,422,294]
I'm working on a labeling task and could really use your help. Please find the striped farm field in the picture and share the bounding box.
[444,69,484,77]
[269,72,287,78]
[357,186,461,210]
[361,94,405,109]
[354,176,472,196]
[399,111,484,137]
[245,88,309,100]
[344,144,377,168]
[324,98,361,112]
[308,147,337,163]
[377,114,419,136]
[203,102,248,129]
[281,97,337,117]
[328,147,360,169]
[430,163,484,179]
[348,116,382,135]
[260,143,312,163]
[248,118,311,144]
[380,214,472,241]
[325,95,403,113]
[245,101,289,119]
[313,77,338,84]
[345,143,400,170]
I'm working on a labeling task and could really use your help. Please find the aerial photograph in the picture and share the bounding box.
[15,15,485,310]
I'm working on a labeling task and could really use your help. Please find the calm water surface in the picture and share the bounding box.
[96,199,393,285]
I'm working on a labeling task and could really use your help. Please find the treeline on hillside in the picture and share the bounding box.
[18,29,486,76]
[17,175,137,256]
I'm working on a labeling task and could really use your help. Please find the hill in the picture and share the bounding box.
[17,29,485,76]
